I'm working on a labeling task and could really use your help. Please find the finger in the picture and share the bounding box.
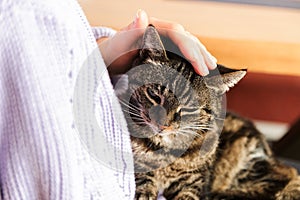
[164,28,210,76]
[188,32,217,70]
[149,17,217,75]
[176,33,209,76]
[122,9,149,31]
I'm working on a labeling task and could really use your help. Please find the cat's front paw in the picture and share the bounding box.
[276,177,300,200]
[173,191,200,200]
[134,192,157,200]
[134,177,158,200]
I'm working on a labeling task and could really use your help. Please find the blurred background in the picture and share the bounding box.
[78,0,300,166]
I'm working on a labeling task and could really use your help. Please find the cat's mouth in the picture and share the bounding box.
[147,126,197,150]
[153,124,175,133]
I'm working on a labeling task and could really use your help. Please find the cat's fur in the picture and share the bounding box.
[113,25,300,200]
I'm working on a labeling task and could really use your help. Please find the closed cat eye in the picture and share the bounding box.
[146,87,156,97]
[173,109,181,122]
[146,87,161,104]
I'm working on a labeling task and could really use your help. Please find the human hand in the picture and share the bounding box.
[98,9,217,76]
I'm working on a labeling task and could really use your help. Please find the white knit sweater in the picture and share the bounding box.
[0,0,135,199]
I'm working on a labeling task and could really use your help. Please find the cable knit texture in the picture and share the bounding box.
[0,0,135,199]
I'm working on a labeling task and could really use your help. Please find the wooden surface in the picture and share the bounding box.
[78,0,300,76]
[200,37,300,76]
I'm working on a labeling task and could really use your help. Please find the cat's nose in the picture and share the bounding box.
[149,105,167,124]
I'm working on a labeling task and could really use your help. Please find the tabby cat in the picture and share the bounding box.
[113,25,300,200]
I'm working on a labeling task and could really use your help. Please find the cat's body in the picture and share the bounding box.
[133,113,299,200]
[113,25,300,200]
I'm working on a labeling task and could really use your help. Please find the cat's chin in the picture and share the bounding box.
[151,131,194,151]
[154,131,176,146]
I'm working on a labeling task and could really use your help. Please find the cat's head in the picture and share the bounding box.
[115,25,246,154]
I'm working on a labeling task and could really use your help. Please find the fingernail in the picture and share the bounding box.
[210,59,217,68]
[133,9,148,25]
[201,65,209,76]
[133,9,141,25]
[208,55,217,68]
[194,49,209,76]
[134,9,146,24]
[211,56,217,63]
[138,9,147,22]
[136,9,142,19]
[198,57,209,76]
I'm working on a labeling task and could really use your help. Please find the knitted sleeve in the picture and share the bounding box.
[91,26,117,40]
[0,0,135,199]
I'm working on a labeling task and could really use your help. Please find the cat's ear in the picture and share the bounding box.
[205,64,247,95]
[140,25,168,60]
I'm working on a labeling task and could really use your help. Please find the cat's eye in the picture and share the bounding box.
[146,87,161,104]
[173,108,181,122]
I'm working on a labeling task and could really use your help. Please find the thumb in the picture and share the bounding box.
[111,9,149,52]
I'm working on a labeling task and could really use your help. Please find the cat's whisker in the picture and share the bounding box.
[119,99,140,112]
[123,114,141,121]
[120,106,140,115]
[121,109,142,118]
[187,121,214,126]
[184,125,213,129]
[126,119,150,127]
[181,125,213,130]
[177,129,202,138]
[191,122,216,128]
[128,119,145,123]
[127,121,148,126]
[122,109,142,118]
[189,124,214,128]
[187,128,212,131]
[119,99,137,109]
[180,128,202,133]
[128,118,158,132]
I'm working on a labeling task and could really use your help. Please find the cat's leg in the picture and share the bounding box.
[134,172,159,200]
[210,113,299,199]
[212,138,296,199]
[276,176,300,200]
[211,155,298,200]
[211,176,300,200]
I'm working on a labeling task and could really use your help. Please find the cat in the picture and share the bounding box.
[112,25,300,200]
